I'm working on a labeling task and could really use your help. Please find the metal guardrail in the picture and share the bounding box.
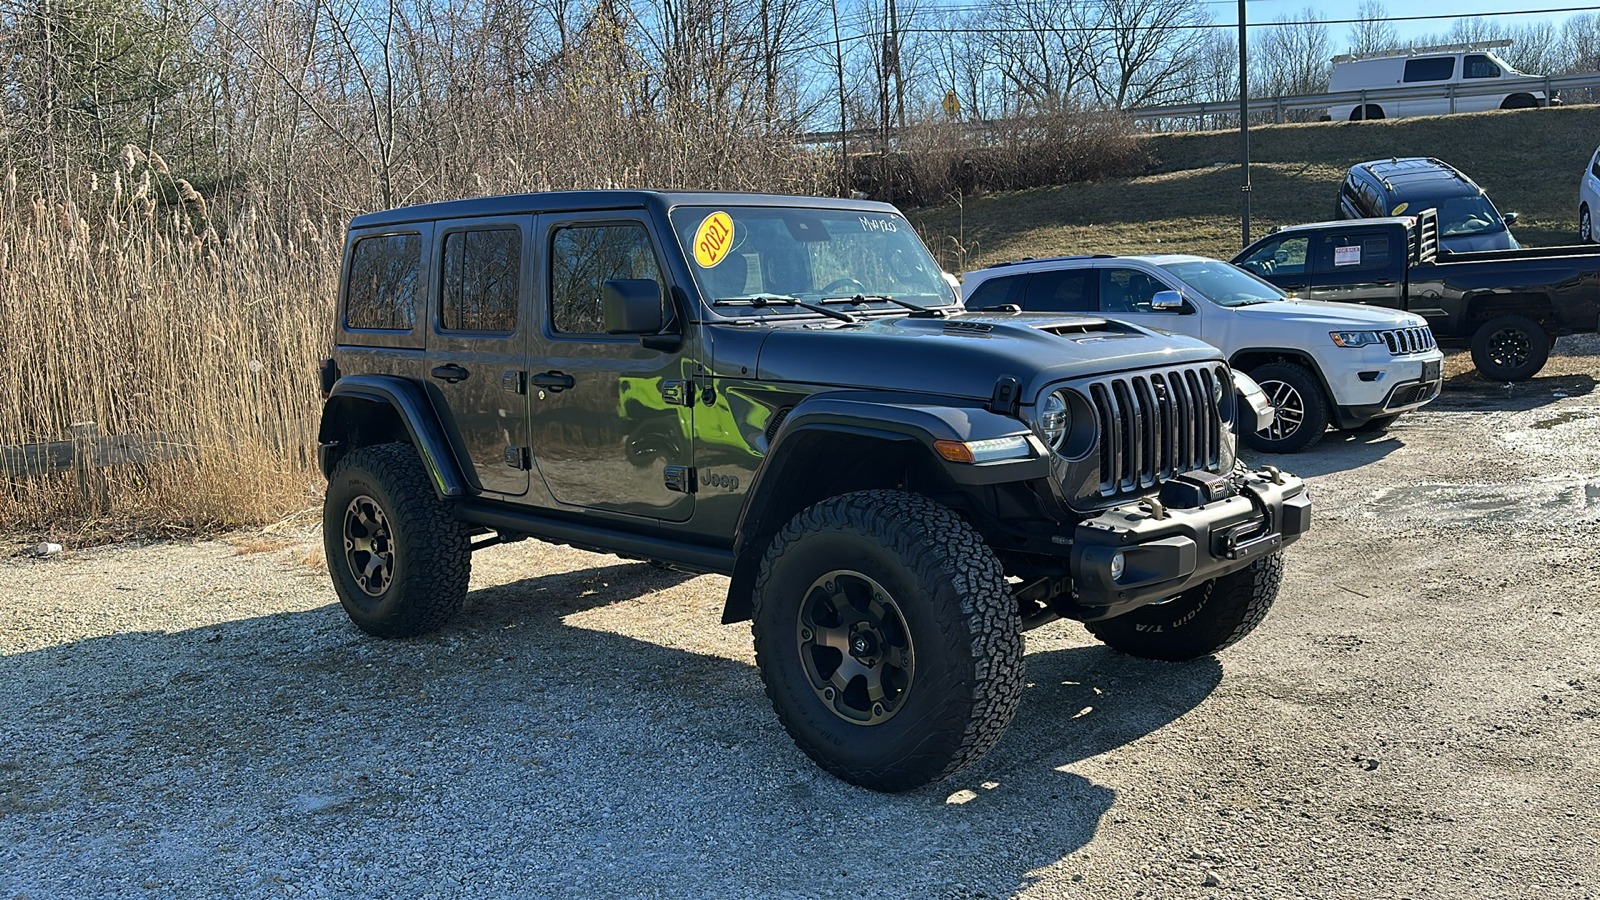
[796,71,1600,144]
[1126,71,1600,123]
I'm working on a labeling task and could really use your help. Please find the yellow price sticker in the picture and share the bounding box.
[694,211,735,268]
[1391,202,1409,215]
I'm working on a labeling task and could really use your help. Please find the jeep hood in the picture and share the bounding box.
[1235,299,1427,328]
[742,312,1224,403]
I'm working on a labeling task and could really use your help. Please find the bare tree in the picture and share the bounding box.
[1348,1,1398,57]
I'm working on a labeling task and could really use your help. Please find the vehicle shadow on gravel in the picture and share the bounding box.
[1245,431,1403,478]
[1435,372,1596,412]
[0,559,1217,899]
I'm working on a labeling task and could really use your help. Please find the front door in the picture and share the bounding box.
[1093,266,1205,343]
[526,212,695,522]
[427,215,532,497]
[1307,230,1406,309]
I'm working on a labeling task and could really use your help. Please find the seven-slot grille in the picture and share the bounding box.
[1083,364,1225,498]
[1380,326,1435,355]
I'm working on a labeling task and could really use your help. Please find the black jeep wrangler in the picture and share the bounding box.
[316,191,1310,792]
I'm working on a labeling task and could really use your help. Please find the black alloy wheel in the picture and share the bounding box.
[342,495,395,597]
[796,569,915,727]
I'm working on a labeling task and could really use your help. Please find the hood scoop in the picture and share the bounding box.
[943,320,996,335]
[1031,319,1107,336]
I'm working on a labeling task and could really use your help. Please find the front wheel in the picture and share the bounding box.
[1244,362,1330,453]
[751,490,1023,792]
[323,443,471,637]
[1085,554,1284,662]
[1580,204,1591,243]
[1471,314,1551,382]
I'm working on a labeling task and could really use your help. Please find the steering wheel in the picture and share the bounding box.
[820,278,866,296]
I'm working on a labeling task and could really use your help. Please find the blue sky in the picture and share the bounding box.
[1224,0,1588,38]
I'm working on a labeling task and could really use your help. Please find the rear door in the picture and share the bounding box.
[1307,227,1406,308]
[426,215,533,497]
[525,211,695,522]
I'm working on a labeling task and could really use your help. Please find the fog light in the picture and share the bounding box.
[1110,552,1126,581]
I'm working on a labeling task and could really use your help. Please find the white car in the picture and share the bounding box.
[1328,44,1549,122]
[1579,144,1600,243]
[961,254,1445,453]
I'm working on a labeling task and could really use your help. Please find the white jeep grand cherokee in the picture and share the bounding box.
[961,253,1445,452]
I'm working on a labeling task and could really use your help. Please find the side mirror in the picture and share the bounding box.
[1503,211,1519,227]
[603,279,664,334]
[1150,290,1185,312]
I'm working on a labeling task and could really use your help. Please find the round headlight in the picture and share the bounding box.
[1038,390,1070,450]
[1213,369,1226,403]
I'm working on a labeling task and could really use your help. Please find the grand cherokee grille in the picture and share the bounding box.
[1084,364,1225,498]
[1380,326,1436,355]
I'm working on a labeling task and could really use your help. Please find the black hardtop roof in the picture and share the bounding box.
[348,190,900,229]
[1355,157,1476,194]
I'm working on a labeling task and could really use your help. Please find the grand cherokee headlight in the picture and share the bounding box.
[1037,390,1069,450]
[1330,330,1383,348]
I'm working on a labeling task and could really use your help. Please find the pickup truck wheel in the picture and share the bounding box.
[1580,204,1592,243]
[323,443,471,638]
[1243,363,1329,453]
[1085,553,1284,662]
[1471,314,1550,382]
[751,490,1023,792]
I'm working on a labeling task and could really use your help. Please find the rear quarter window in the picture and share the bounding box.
[345,233,422,331]
[1403,56,1456,83]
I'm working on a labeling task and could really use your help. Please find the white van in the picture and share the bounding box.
[1328,42,1549,121]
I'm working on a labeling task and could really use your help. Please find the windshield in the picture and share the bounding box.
[1425,194,1506,236]
[1158,260,1289,307]
[668,206,954,315]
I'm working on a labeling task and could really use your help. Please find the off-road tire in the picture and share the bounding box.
[1471,314,1551,382]
[323,443,471,638]
[751,490,1024,792]
[1245,362,1330,454]
[1351,414,1401,434]
[1085,553,1285,662]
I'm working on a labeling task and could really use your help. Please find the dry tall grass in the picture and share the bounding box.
[0,151,336,536]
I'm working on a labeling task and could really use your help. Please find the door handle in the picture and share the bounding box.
[1372,277,1397,286]
[431,364,470,384]
[531,371,576,393]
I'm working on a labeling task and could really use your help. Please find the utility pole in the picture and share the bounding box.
[888,0,905,129]
[1238,0,1251,247]
[831,0,848,193]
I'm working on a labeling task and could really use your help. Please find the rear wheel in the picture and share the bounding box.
[1086,554,1284,662]
[1244,362,1329,453]
[323,443,471,637]
[1350,104,1384,121]
[1471,314,1551,382]
[1501,93,1538,110]
[751,490,1023,792]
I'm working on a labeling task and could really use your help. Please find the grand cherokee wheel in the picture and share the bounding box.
[1243,362,1329,454]
[1086,553,1284,661]
[323,443,471,637]
[751,490,1023,792]
[1471,314,1550,382]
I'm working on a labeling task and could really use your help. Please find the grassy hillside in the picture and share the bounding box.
[910,104,1600,273]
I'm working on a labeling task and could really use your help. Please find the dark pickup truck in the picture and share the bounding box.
[1233,212,1600,381]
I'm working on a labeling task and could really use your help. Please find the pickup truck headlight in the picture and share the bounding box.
[1330,330,1383,348]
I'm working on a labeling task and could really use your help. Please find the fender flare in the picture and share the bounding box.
[721,394,1045,623]
[317,375,468,498]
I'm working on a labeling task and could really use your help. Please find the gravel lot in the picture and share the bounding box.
[4,341,1600,899]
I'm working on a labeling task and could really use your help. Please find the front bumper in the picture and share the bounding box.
[1069,467,1311,620]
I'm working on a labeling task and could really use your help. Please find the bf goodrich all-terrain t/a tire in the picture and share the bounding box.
[1085,553,1284,662]
[751,490,1024,792]
[323,442,471,638]
[1471,314,1551,382]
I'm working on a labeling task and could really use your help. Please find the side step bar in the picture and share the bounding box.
[455,502,737,576]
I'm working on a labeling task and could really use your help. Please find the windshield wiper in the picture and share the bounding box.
[712,293,859,323]
[827,293,949,318]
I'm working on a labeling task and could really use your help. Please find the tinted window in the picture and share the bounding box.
[550,223,665,335]
[346,234,421,331]
[1463,54,1501,79]
[1237,236,1309,276]
[1592,153,1600,180]
[1403,57,1455,83]
[1319,233,1392,271]
[1022,269,1093,312]
[440,229,520,332]
[1097,268,1167,314]
[966,274,1026,309]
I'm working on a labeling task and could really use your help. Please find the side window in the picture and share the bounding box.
[1403,56,1456,83]
[1318,232,1392,271]
[440,228,520,333]
[1097,268,1166,314]
[1359,179,1384,217]
[1590,152,1600,180]
[1238,236,1309,276]
[345,233,421,331]
[1022,269,1093,312]
[1463,54,1501,79]
[549,223,665,335]
[966,273,1026,309]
